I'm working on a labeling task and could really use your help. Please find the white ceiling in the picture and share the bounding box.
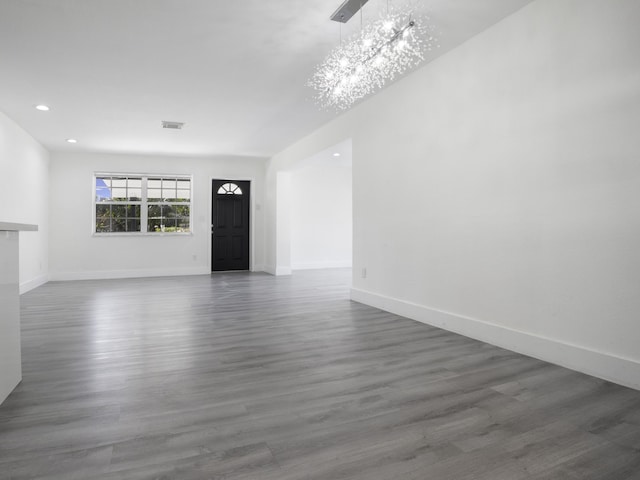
[0,0,535,158]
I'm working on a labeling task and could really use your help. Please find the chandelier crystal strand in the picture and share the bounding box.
[308,1,439,110]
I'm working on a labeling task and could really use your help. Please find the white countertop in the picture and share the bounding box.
[0,222,38,231]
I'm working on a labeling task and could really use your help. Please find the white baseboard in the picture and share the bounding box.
[292,261,352,270]
[275,266,292,276]
[251,264,266,273]
[20,274,49,294]
[50,266,211,282]
[351,287,640,391]
[263,265,292,276]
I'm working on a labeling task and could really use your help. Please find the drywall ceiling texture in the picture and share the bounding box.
[267,0,640,389]
[0,0,534,158]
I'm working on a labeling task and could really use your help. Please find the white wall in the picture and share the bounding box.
[268,0,640,389]
[49,152,266,280]
[265,115,354,274]
[0,230,21,405]
[0,111,49,293]
[290,157,352,270]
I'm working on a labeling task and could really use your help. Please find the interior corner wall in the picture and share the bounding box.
[0,111,50,293]
[274,171,292,276]
[271,0,640,389]
[290,162,352,270]
[266,111,355,274]
[49,152,266,280]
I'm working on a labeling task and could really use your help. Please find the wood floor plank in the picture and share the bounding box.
[1,269,639,479]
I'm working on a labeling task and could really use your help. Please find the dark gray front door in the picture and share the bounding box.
[211,180,250,271]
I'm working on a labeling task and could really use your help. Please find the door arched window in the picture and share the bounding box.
[217,183,243,195]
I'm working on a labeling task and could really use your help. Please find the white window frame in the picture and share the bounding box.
[93,173,193,236]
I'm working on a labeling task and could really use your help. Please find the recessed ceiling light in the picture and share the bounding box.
[333,152,341,157]
[35,104,50,111]
[66,138,78,144]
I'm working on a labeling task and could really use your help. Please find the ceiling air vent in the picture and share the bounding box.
[161,121,184,130]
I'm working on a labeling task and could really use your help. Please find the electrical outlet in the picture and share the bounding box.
[361,267,367,279]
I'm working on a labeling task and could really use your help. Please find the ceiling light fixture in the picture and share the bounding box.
[35,104,50,111]
[333,152,341,157]
[308,0,439,110]
[66,138,77,144]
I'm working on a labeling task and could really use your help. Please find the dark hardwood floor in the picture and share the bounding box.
[1,269,639,479]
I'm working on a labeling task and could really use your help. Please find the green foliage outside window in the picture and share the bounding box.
[95,175,191,234]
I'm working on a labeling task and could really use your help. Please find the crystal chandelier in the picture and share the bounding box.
[308,1,439,110]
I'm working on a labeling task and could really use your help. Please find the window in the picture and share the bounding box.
[146,177,191,233]
[95,174,191,234]
[217,182,243,195]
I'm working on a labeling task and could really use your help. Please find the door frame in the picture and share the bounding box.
[209,177,255,272]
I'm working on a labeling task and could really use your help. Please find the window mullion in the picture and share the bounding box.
[141,176,149,233]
